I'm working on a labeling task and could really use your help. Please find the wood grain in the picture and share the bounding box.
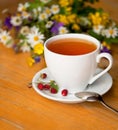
[0,0,118,130]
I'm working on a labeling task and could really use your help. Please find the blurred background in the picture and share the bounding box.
[0,0,118,22]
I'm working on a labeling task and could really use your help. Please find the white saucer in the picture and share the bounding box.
[32,68,113,103]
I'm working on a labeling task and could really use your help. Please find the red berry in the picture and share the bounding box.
[44,84,51,90]
[40,73,47,79]
[37,83,44,90]
[61,89,68,96]
[50,88,57,94]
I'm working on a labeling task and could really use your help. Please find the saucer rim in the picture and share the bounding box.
[32,67,113,103]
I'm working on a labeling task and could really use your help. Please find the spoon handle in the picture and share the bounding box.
[100,99,118,114]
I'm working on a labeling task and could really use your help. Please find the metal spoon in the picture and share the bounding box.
[75,91,118,114]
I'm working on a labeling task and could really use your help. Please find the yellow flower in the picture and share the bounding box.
[67,14,77,23]
[102,41,107,46]
[60,15,69,25]
[65,7,72,13]
[102,41,111,50]
[76,18,80,24]
[59,0,69,7]
[27,57,35,66]
[89,12,102,25]
[69,0,74,5]
[53,14,69,25]
[52,14,59,20]
[107,45,111,50]
[101,12,109,25]
[72,24,80,31]
[33,43,44,55]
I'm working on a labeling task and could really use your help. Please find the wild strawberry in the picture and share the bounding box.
[37,83,44,90]
[50,88,57,94]
[40,73,47,79]
[44,84,51,90]
[61,89,68,96]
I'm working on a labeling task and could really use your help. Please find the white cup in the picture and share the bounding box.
[44,34,113,93]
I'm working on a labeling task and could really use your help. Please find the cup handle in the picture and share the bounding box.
[88,53,113,84]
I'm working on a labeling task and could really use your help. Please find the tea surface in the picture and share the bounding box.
[47,38,97,55]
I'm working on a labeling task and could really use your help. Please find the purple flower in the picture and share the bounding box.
[34,56,41,63]
[4,16,21,31]
[101,46,111,53]
[4,17,12,29]
[15,26,21,31]
[12,44,20,53]
[51,21,64,35]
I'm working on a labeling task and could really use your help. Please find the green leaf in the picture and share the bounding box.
[78,6,96,16]
[88,30,103,41]
[35,0,40,2]
[6,39,13,45]
[49,80,59,91]
[18,34,26,39]
[59,7,66,14]
[104,37,118,44]
[28,1,44,11]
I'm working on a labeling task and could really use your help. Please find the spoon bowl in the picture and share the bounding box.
[75,91,100,102]
[75,91,118,114]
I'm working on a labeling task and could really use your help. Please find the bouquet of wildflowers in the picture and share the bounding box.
[0,0,118,66]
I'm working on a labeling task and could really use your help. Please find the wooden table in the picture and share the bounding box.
[0,0,118,130]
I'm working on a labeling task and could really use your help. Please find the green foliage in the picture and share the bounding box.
[49,81,59,91]
[28,1,44,10]
[104,37,118,44]
[88,30,103,41]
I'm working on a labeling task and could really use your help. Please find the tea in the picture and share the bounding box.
[47,38,97,55]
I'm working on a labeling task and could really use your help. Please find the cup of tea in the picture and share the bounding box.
[44,34,113,93]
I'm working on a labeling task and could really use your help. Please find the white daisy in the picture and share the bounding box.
[37,7,42,12]
[51,5,60,14]
[93,25,104,34]
[46,21,53,28]
[20,26,30,35]
[27,29,45,48]
[30,26,39,34]
[44,7,52,17]
[21,11,31,19]
[58,26,69,34]
[111,22,116,27]
[10,16,22,26]
[17,2,30,12]
[79,17,91,26]
[32,7,42,18]
[39,12,48,21]
[0,30,13,47]
[32,9,38,18]
[40,0,51,3]
[104,27,118,38]
[101,29,107,37]
[20,40,31,52]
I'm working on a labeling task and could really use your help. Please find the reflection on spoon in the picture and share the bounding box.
[75,91,118,114]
